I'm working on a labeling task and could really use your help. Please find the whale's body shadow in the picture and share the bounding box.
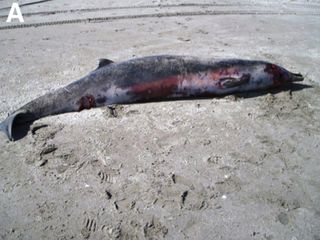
[233,83,311,99]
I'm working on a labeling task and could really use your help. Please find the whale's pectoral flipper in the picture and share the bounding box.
[0,110,34,141]
[96,59,114,70]
[219,74,251,88]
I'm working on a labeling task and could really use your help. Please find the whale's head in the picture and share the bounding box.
[214,61,303,93]
[264,63,304,86]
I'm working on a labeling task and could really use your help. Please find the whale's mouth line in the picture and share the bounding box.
[291,73,304,82]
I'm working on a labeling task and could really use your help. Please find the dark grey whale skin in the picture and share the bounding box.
[0,55,303,141]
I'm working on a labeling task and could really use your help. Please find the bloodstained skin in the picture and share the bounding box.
[130,76,180,100]
[78,95,96,111]
[264,63,284,86]
[129,67,246,100]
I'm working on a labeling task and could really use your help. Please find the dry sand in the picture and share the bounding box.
[0,0,320,239]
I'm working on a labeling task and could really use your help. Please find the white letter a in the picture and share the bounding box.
[6,3,24,23]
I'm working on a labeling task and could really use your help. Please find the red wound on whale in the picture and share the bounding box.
[131,76,180,100]
[78,95,96,111]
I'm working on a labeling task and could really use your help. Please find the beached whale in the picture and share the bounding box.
[0,55,303,141]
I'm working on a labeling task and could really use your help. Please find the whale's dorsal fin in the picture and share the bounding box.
[96,58,114,70]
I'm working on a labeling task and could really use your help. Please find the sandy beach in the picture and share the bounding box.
[0,0,319,239]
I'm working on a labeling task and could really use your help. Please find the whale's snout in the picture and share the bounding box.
[264,63,304,85]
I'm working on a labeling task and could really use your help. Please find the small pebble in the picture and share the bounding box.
[277,212,289,225]
[37,159,48,167]
[105,190,112,199]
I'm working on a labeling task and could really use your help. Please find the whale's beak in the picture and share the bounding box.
[290,73,304,82]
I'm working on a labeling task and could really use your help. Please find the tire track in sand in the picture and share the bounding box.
[0,9,319,30]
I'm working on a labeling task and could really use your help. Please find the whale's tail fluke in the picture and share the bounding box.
[0,110,33,141]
